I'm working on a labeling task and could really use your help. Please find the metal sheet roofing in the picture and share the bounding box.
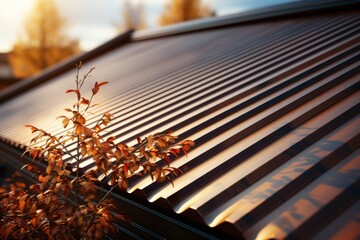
[0,2,359,239]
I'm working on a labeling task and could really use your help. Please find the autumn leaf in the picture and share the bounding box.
[46,165,52,174]
[80,97,90,105]
[19,194,28,211]
[81,143,87,157]
[66,89,81,100]
[98,81,108,87]
[4,64,194,240]
[92,82,99,95]
[169,148,180,157]
[25,124,38,133]
[57,116,70,128]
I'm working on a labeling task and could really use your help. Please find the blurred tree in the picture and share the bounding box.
[9,0,79,79]
[116,0,146,31]
[158,0,213,26]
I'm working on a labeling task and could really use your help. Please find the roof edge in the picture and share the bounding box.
[0,30,133,105]
[132,0,360,41]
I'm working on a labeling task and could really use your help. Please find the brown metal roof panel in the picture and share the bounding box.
[135,51,360,199]
[1,12,358,144]
[245,141,360,240]
[0,8,359,240]
[173,86,360,217]
[313,199,360,240]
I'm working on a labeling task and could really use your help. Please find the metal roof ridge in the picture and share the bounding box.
[132,0,360,41]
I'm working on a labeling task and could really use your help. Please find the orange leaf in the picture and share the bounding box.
[25,124,38,133]
[81,143,87,157]
[46,165,52,175]
[92,82,99,95]
[162,153,171,166]
[19,194,28,211]
[124,163,128,174]
[31,217,37,226]
[80,97,90,105]
[98,81,109,87]
[78,114,86,125]
[182,140,195,147]
[106,136,116,144]
[154,168,161,181]
[66,89,81,100]
[38,175,47,183]
[169,148,180,157]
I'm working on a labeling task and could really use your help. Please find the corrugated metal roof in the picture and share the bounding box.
[0,2,359,239]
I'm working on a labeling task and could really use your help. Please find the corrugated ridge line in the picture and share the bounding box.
[78,15,360,156]
[101,16,360,144]
[109,36,360,189]
[312,196,360,239]
[199,92,360,228]
[1,14,358,142]
[194,99,360,219]
[235,132,360,232]
[24,22,282,140]
[96,26,236,83]
[285,178,360,239]
[30,21,298,146]
[88,15,356,133]
[98,13,358,101]
[0,24,258,144]
[2,51,358,238]
[93,16,350,133]
[3,14,358,145]
[124,28,360,190]
[71,15,352,171]
[146,62,360,202]
[2,15,358,175]
[119,39,359,187]
[46,14,350,141]
[95,19,307,99]
[84,23,289,118]
[136,65,360,216]
[0,20,290,158]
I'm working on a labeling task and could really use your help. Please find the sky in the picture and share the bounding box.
[0,0,297,52]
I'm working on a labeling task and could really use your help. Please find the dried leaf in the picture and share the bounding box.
[147,135,154,149]
[92,82,99,95]
[66,89,81,100]
[46,165,52,175]
[98,81,108,87]
[169,148,180,157]
[25,124,38,133]
[62,118,70,128]
[19,194,28,211]
[80,97,90,105]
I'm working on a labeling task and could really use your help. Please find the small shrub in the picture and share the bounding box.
[0,62,194,239]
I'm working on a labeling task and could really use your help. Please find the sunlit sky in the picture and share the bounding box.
[0,0,297,52]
